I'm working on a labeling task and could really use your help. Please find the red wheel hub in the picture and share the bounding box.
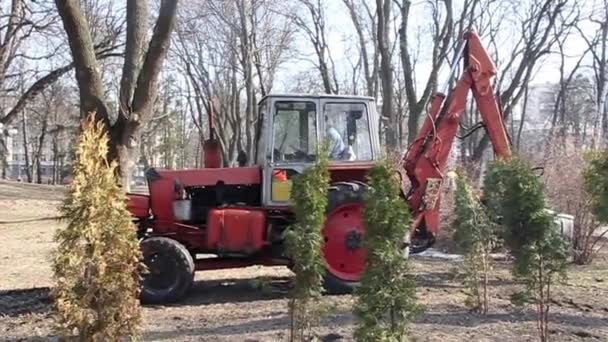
[322,203,366,282]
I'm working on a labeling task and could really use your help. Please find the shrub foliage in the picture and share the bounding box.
[285,148,330,341]
[583,150,608,222]
[453,174,495,314]
[484,157,568,342]
[542,143,604,265]
[52,115,142,341]
[354,160,420,342]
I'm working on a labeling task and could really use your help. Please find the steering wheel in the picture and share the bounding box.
[273,148,284,161]
[287,144,317,162]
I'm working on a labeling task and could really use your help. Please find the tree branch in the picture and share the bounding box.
[119,0,148,116]
[131,0,179,119]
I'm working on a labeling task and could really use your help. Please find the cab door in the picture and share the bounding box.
[320,98,378,163]
[261,97,320,206]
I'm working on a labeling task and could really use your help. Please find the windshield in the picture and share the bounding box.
[272,101,317,163]
[324,102,373,161]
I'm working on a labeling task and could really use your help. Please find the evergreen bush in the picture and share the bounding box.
[453,174,495,313]
[285,147,330,342]
[52,115,143,341]
[354,160,420,342]
[484,157,568,342]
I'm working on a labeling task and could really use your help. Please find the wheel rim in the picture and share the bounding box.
[143,251,180,294]
[322,203,366,282]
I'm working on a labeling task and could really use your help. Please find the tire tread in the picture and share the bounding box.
[140,237,195,304]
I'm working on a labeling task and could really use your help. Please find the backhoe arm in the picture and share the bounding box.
[401,31,511,252]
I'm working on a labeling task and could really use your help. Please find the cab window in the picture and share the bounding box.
[323,102,372,161]
[272,101,317,163]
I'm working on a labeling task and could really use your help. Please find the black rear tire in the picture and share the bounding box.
[410,235,434,254]
[322,182,367,294]
[140,237,195,304]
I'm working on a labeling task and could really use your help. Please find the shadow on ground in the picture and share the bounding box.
[142,308,608,341]
[142,312,352,341]
[157,276,293,308]
[9,275,608,341]
[0,275,293,318]
[0,287,51,317]
[418,311,608,328]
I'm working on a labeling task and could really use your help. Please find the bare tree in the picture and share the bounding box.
[0,0,122,128]
[397,0,453,144]
[0,0,121,180]
[20,107,32,182]
[0,0,59,176]
[576,0,608,146]
[471,0,569,161]
[376,0,396,149]
[342,0,379,98]
[173,0,293,166]
[291,0,339,94]
[30,82,75,184]
[546,11,589,150]
[54,0,179,188]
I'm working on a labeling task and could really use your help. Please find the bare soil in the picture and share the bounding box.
[0,180,607,341]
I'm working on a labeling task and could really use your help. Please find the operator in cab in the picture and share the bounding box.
[325,115,346,159]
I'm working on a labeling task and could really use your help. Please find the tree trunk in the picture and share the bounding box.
[0,136,7,179]
[516,85,529,151]
[376,0,395,150]
[119,0,148,112]
[597,3,607,145]
[33,105,51,184]
[21,109,32,183]
[35,118,48,184]
[55,0,179,190]
[237,0,255,165]
[398,0,452,143]
[54,0,111,123]
[116,146,134,188]
[52,133,59,184]
[0,0,24,85]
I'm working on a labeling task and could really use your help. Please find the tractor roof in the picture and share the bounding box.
[259,93,375,104]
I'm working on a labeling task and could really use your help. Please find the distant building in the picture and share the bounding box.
[510,82,558,153]
[3,124,75,183]
[511,82,557,131]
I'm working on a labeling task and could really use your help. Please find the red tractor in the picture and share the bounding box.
[127,31,512,304]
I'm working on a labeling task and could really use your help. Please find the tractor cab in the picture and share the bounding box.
[255,94,381,205]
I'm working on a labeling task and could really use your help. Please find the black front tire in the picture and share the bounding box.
[140,237,195,304]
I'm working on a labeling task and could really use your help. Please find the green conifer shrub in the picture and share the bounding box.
[354,160,420,342]
[583,151,608,221]
[52,115,143,341]
[576,151,608,263]
[483,157,568,342]
[285,148,330,342]
[583,150,608,222]
[453,174,495,314]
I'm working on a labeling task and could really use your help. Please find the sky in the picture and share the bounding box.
[3,0,602,109]
[274,0,600,94]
